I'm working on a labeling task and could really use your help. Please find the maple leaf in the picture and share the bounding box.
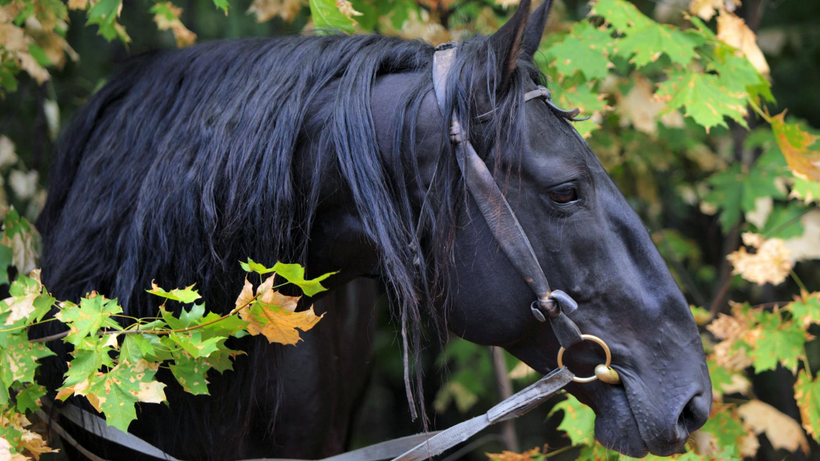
[788,293,820,329]
[170,352,210,395]
[548,23,613,81]
[485,447,545,461]
[238,275,323,345]
[590,0,653,35]
[770,111,820,182]
[790,177,820,204]
[549,394,595,446]
[54,293,122,345]
[656,70,747,132]
[737,399,809,454]
[716,10,769,75]
[617,23,698,68]
[248,0,305,22]
[80,360,164,431]
[700,403,749,451]
[1,271,53,326]
[150,2,196,48]
[726,233,793,286]
[309,0,358,34]
[794,370,820,443]
[148,282,201,304]
[748,310,806,373]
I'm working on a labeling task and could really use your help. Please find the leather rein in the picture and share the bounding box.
[35,42,621,461]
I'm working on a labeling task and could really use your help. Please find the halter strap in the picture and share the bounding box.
[432,42,583,350]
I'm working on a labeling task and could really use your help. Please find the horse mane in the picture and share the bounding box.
[36,31,535,454]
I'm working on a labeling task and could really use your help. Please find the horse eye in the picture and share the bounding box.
[548,185,578,204]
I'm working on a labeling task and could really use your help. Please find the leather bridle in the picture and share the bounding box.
[432,42,620,385]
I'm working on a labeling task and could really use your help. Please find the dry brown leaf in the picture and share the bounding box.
[737,399,809,454]
[784,209,820,262]
[617,76,664,136]
[726,234,793,286]
[508,361,536,379]
[248,0,304,22]
[335,0,361,20]
[67,0,88,9]
[717,9,769,75]
[153,3,196,48]
[485,447,544,461]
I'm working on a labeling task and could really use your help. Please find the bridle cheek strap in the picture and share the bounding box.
[432,43,583,350]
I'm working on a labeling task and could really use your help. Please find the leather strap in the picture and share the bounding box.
[432,43,583,350]
[36,368,573,461]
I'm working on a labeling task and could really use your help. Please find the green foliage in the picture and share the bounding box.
[241,258,336,297]
[309,0,357,34]
[549,394,596,447]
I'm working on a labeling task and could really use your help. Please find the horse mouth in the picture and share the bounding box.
[590,383,651,457]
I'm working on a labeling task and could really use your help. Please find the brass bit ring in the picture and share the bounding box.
[557,334,621,384]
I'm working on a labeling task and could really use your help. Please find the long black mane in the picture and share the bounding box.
[36,32,533,455]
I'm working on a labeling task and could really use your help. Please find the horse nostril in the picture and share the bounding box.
[677,391,710,434]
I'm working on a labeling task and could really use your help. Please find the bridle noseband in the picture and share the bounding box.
[432,42,619,385]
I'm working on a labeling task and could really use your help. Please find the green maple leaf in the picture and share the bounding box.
[120,334,156,363]
[160,303,205,330]
[549,393,595,446]
[240,260,335,296]
[750,311,806,373]
[168,331,223,359]
[577,444,619,461]
[548,23,613,81]
[272,262,334,297]
[199,312,248,339]
[791,177,820,204]
[759,203,805,239]
[710,43,772,102]
[0,333,53,403]
[617,23,698,67]
[86,0,128,42]
[0,244,11,286]
[789,294,820,328]
[590,0,653,35]
[550,80,607,138]
[211,0,228,13]
[170,353,210,395]
[795,370,820,443]
[15,384,46,413]
[148,282,201,304]
[56,295,122,345]
[309,0,356,35]
[657,70,747,131]
[701,405,746,449]
[86,361,162,431]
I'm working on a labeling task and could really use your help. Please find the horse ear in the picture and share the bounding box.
[521,0,553,60]
[488,0,532,91]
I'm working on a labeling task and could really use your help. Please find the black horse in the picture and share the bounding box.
[35,0,711,458]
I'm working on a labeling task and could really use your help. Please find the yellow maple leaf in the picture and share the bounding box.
[136,381,167,404]
[716,9,770,75]
[737,399,809,454]
[237,275,323,345]
[771,111,820,182]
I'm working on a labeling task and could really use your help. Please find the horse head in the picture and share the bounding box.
[405,0,712,456]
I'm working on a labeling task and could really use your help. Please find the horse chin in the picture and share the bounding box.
[589,384,650,458]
